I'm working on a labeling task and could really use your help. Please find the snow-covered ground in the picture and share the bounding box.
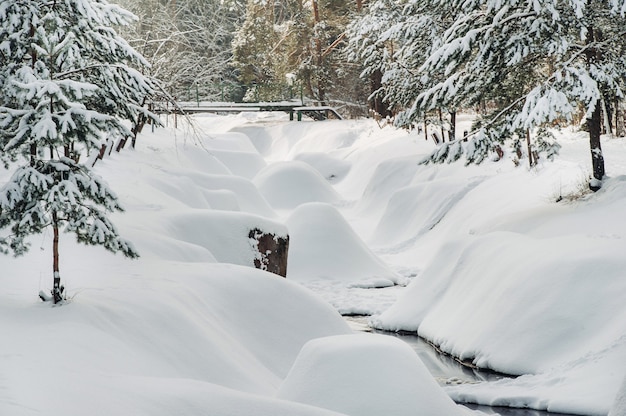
[1,111,625,416]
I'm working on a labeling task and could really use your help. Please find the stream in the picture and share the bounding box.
[345,316,583,416]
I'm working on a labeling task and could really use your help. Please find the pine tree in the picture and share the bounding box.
[0,0,158,303]
[233,0,368,113]
[407,0,626,188]
[233,0,312,101]
[348,0,453,127]
[352,1,626,186]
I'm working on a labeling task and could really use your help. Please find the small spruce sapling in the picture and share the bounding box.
[0,0,158,303]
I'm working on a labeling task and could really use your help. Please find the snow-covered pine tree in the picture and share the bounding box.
[0,0,158,303]
[347,0,404,118]
[348,0,457,134]
[411,0,626,189]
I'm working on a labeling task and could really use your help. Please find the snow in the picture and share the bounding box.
[254,161,340,209]
[277,333,466,416]
[2,112,626,416]
[286,202,402,287]
[609,375,626,416]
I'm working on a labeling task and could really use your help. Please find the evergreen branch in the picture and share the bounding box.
[54,63,134,79]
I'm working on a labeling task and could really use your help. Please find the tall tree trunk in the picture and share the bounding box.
[311,0,326,105]
[52,211,63,304]
[588,99,605,191]
[585,24,605,191]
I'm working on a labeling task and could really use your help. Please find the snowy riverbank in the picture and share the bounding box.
[1,112,624,415]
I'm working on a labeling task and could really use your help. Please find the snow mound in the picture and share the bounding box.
[202,131,259,153]
[207,149,267,179]
[371,176,484,247]
[1,263,352,414]
[168,143,233,175]
[445,333,626,416]
[375,231,626,374]
[357,156,422,217]
[277,333,465,416]
[610,375,626,416]
[161,210,287,267]
[293,152,351,183]
[254,161,340,209]
[145,175,213,209]
[198,132,267,179]
[230,125,276,155]
[286,202,401,286]
[185,172,276,218]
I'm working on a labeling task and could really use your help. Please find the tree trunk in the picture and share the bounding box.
[616,98,625,137]
[438,109,445,143]
[52,211,63,304]
[312,0,326,105]
[370,69,391,118]
[585,24,605,191]
[30,143,37,167]
[526,129,534,168]
[449,110,456,141]
[588,99,605,191]
[601,96,612,135]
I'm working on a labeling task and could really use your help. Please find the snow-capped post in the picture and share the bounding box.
[0,0,159,304]
[248,229,289,278]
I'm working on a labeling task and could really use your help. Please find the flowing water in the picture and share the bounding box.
[345,316,584,416]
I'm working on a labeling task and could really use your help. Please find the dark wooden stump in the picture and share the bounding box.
[249,228,289,278]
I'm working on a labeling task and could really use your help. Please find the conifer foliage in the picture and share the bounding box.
[350,0,626,190]
[0,0,157,303]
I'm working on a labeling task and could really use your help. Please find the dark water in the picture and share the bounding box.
[345,316,585,416]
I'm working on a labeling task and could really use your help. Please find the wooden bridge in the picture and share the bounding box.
[152,101,343,121]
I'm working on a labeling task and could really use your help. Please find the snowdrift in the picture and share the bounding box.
[277,333,465,416]
[610,375,626,416]
[254,161,340,209]
[0,116,439,416]
[3,112,625,416]
[1,261,352,415]
[231,118,626,415]
[286,202,401,287]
